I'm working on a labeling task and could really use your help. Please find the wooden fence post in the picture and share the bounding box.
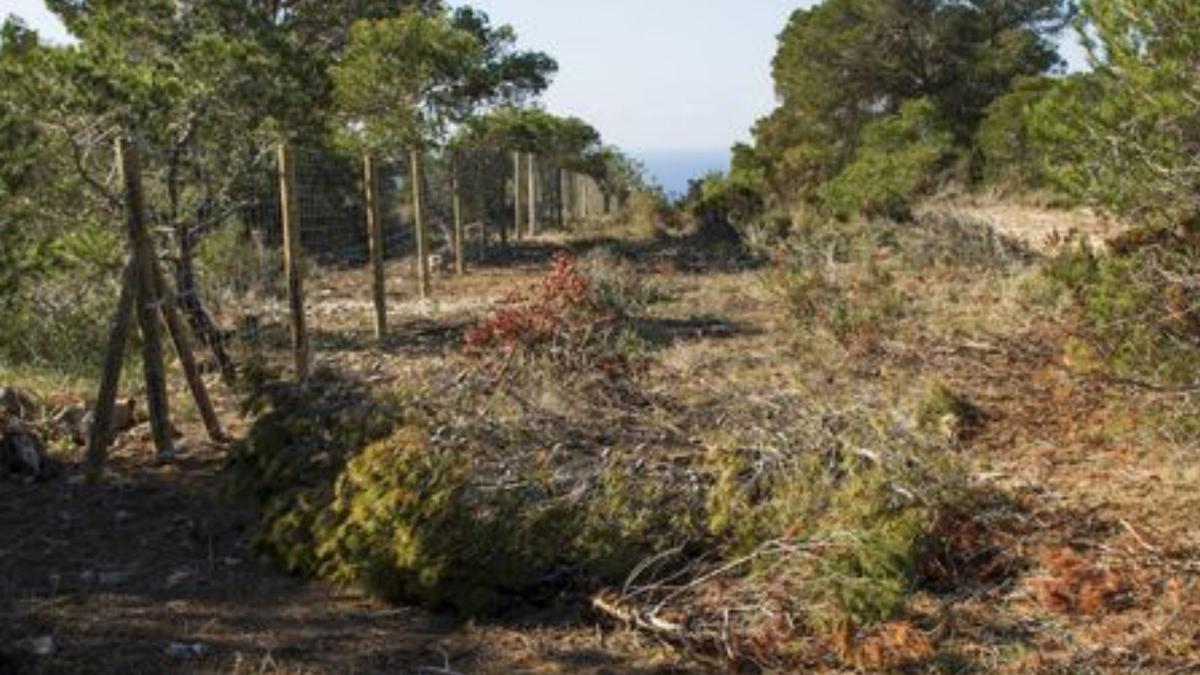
[85,255,136,481]
[527,152,538,237]
[117,136,174,459]
[278,143,308,380]
[512,150,524,242]
[363,154,387,341]
[451,152,465,276]
[149,255,225,443]
[558,167,567,230]
[411,149,432,300]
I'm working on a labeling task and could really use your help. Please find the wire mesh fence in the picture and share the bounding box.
[180,143,620,379]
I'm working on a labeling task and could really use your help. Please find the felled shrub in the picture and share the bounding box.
[316,428,571,615]
[230,369,705,617]
[224,370,400,574]
[702,416,964,629]
[465,251,641,379]
[315,437,704,616]
[590,405,983,670]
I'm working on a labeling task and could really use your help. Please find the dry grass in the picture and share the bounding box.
[4,209,1199,673]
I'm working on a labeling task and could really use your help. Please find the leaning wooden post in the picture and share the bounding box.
[85,255,136,481]
[527,152,538,237]
[278,143,309,380]
[363,154,387,341]
[117,136,174,459]
[451,152,465,276]
[411,149,432,300]
[149,254,225,443]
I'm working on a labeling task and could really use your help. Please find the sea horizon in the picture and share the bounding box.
[632,147,731,198]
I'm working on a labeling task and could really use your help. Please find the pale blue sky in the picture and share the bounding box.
[3,0,1087,155]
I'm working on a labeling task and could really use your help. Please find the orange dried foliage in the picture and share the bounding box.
[1032,547,1127,615]
[834,620,936,670]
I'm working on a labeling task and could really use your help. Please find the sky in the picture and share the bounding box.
[2,0,1089,191]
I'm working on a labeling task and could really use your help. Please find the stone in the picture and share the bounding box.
[0,387,38,420]
[0,416,52,480]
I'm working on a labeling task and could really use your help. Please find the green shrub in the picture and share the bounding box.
[1046,229,1200,388]
[700,411,968,629]
[0,221,126,377]
[687,172,762,245]
[975,76,1060,191]
[820,99,954,221]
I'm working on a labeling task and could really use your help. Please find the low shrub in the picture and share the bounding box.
[772,260,910,357]
[575,247,662,317]
[1046,227,1200,389]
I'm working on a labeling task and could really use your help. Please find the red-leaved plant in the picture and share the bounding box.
[465,252,629,376]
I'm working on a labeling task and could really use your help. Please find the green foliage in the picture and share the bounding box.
[331,11,483,152]
[1031,0,1200,226]
[227,373,704,617]
[819,98,954,220]
[750,0,1071,203]
[686,172,763,245]
[317,429,567,614]
[224,373,401,574]
[975,76,1060,190]
[703,413,968,628]
[1046,229,1200,388]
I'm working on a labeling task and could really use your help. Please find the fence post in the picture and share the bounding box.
[411,149,432,300]
[512,150,524,242]
[558,166,566,229]
[149,254,225,443]
[278,142,308,380]
[85,255,136,481]
[363,154,387,340]
[117,136,174,459]
[527,152,538,237]
[451,152,465,276]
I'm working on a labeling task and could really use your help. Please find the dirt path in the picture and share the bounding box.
[920,199,1126,251]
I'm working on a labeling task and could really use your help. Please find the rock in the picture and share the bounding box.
[17,636,55,657]
[0,416,53,481]
[0,388,38,420]
[60,398,138,447]
[165,642,207,659]
[53,405,88,445]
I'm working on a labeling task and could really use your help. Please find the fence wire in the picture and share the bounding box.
[178,145,618,378]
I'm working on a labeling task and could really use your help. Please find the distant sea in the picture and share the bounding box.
[633,148,730,198]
